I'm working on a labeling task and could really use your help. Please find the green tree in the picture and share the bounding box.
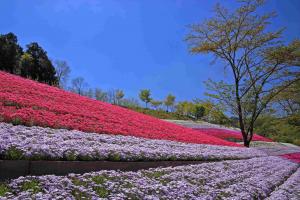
[21,42,58,85]
[272,79,300,117]
[139,89,152,108]
[194,104,205,120]
[164,94,176,112]
[186,0,300,147]
[176,101,195,117]
[150,100,162,110]
[0,32,23,74]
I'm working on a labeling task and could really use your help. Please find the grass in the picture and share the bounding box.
[0,184,10,197]
[21,180,42,194]
[4,146,24,160]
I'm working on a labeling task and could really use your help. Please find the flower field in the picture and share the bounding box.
[165,120,272,142]
[0,156,299,199]
[0,72,239,147]
[267,167,300,200]
[280,152,300,163]
[249,141,300,156]
[0,123,265,161]
[196,128,273,142]
[1,72,299,200]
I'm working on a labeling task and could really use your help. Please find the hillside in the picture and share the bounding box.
[0,72,239,147]
[165,120,273,142]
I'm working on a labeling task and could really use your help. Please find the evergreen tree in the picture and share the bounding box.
[21,42,57,85]
[0,32,23,74]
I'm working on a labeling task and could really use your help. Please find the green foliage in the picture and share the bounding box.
[143,171,168,179]
[72,178,88,187]
[0,32,23,74]
[176,101,196,117]
[92,176,106,185]
[139,89,152,108]
[254,115,300,146]
[164,94,176,112]
[0,32,58,86]
[0,184,10,197]
[194,105,205,120]
[4,146,24,160]
[108,152,121,161]
[150,100,162,110]
[11,117,22,126]
[64,151,78,161]
[186,0,300,146]
[128,106,191,120]
[20,42,58,85]
[93,186,109,198]
[21,180,42,194]
[71,188,91,200]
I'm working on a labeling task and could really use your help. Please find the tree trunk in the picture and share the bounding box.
[243,139,250,147]
[236,94,248,147]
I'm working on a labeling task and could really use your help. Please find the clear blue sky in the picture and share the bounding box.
[1,0,299,101]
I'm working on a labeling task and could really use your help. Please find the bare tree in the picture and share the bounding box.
[95,88,108,102]
[83,88,94,98]
[186,0,300,146]
[115,89,125,105]
[70,77,88,96]
[54,60,71,89]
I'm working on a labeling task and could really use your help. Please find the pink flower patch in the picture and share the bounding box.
[0,71,240,147]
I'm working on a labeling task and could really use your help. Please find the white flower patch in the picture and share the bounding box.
[0,123,266,161]
[0,156,298,199]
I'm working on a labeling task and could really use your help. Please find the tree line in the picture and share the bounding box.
[0,33,222,122]
[0,33,58,85]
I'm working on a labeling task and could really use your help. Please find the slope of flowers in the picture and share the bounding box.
[0,72,239,147]
[0,157,298,199]
[250,142,300,156]
[0,123,266,161]
[267,167,300,200]
[194,128,273,142]
[280,152,300,163]
[165,119,272,142]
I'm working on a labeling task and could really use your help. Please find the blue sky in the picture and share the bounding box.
[1,0,299,102]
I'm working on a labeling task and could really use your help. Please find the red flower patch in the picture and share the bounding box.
[280,152,300,163]
[193,128,272,142]
[0,71,240,147]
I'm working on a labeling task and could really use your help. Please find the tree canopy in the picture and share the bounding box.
[0,33,58,86]
[0,32,23,74]
[164,94,176,112]
[186,0,300,146]
[139,89,152,108]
